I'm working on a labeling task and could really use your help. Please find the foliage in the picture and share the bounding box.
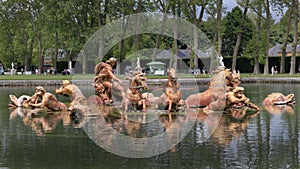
[0,0,296,74]
[222,6,254,57]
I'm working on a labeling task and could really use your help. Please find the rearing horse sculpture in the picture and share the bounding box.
[55,80,87,111]
[124,71,148,112]
[164,68,182,111]
[55,80,99,116]
[185,67,233,109]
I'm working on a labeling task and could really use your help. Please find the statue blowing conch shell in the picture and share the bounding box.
[263,93,296,114]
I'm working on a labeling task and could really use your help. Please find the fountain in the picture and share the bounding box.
[218,55,225,68]
[10,62,16,75]
[135,58,142,71]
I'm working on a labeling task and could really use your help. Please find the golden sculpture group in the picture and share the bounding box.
[9,57,296,115]
[7,57,296,145]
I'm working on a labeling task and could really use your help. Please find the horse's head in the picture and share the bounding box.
[131,71,148,90]
[223,68,233,85]
[167,68,177,81]
[211,68,232,86]
[231,70,241,87]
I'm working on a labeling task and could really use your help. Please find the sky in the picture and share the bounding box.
[224,0,238,11]
[224,0,283,22]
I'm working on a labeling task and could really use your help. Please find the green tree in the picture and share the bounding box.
[289,0,298,75]
[0,1,16,68]
[203,0,222,72]
[222,6,254,71]
[271,8,293,73]
[152,0,172,61]
[245,0,273,74]
[183,0,212,70]
[263,0,272,74]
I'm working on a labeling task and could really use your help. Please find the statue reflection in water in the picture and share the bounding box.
[116,108,260,153]
[196,107,260,147]
[9,107,88,136]
[262,93,295,114]
[7,61,264,149]
[9,99,259,149]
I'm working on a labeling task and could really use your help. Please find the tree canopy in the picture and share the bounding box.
[0,0,298,74]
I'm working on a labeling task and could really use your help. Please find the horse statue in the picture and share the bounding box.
[185,67,233,109]
[141,92,164,109]
[55,80,97,116]
[55,80,87,110]
[163,68,182,112]
[123,70,148,112]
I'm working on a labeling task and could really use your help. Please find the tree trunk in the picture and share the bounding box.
[209,32,217,73]
[232,2,248,71]
[263,0,271,75]
[217,0,223,67]
[193,5,198,69]
[196,2,206,70]
[23,32,29,71]
[37,34,43,74]
[232,33,241,71]
[28,37,34,72]
[132,0,142,68]
[253,2,262,74]
[152,14,167,61]
[53,31,59,73]
[8,32,15,65]
[53,48,58,73]
[117,16,127,75]
[289,0,298,75]
[82,52,87,74]
[172,14,178,69]
[172,0,181,69]
[280,9,292,73]
[96,0,107,65]
[98,28,104,61]
[198,2,206,23]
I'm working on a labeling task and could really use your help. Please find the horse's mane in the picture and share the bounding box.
[209,68,231,87]
[128,71,146,87]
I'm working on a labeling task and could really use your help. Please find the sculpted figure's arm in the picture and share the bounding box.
[30,94,48,108]
[240,95,249,103]
[235,94,260,110]
[55,87,64,95]
[248,102,260,111]
[55,85,73,97]
[227,93,247,104]
[55,87,68,96]
[109,70,121,83]
[30,94,38,104]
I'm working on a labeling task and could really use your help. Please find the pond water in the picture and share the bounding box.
[0,83,300,168]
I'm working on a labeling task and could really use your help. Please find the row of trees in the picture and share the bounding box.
[0,0,299,74]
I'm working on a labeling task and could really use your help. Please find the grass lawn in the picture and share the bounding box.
[0,73,299,80]
[0,74,94,80]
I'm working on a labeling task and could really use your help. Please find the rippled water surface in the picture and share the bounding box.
[0,83,300,169]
